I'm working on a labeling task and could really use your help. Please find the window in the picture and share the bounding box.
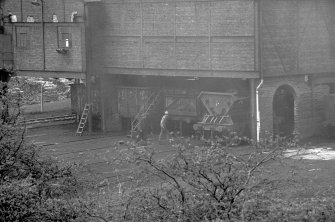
[16,27,29,49]
[58,27,72,48]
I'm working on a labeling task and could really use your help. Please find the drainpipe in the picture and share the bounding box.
[255,0,263,145]
[256,79,263,143]
[84,3,92,134]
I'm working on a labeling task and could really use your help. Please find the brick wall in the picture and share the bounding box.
[312,84,330,135]
[259,75,330,139]
[0,35,13,69]
[3,0,85,77]
[64,0,84,23]
[5,24,44,70]
[5,23,84,73]
[3,0,22,22]
[44,24,83,72]
[261,0,335,77]
[259,0,335,139]
[97,0,256,77]
[4,0,84,23]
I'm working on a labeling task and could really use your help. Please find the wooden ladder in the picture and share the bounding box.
[75,103,91,136]
[131,91,161,137]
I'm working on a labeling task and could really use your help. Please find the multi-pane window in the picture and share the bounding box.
[58,27,72,48]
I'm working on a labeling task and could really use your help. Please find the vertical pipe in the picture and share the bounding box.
[209,2,212,71]
[254,0,259,72]
[250,79,257,141]
[140,1,143,68]
[256,0,263,144]
[40,83,43,112]
[63,0,66,22]
[250,0,259,142]
[32,0,46,70]
[42,0,45,71]
[310,79,314,137]
[40,82,45,112]
[20,0,23,22]
[84,3,92,134]
[101,74,106,133]
[256,79,263,143]
[174,2,176,69]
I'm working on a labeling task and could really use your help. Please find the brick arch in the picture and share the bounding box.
[273,84,296,137]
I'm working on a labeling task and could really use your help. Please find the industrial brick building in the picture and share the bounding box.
[258,0,335,139]
[3,0,85,78]
[1,0,334,140]
[1,0,86,112]
[83,0,335,140]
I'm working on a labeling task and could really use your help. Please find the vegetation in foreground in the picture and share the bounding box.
[1,81,335,221]
[0,82,87,221]
[99,137,335,221]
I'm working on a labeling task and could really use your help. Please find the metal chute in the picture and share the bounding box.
[193,91,238,133]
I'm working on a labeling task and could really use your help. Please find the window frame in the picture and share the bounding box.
[16,27,29,49]
[57,26,72,49]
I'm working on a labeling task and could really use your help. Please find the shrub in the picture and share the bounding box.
[106,139,283,221]
[0,82,86,222]
[97,135,335,222]
[242,196,335,221]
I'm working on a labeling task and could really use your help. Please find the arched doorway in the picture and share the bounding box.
[273,85,295,137]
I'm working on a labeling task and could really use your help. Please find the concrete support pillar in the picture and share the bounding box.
[109,78,122,132]
[87,77,93,134]
[101,74,106,133]
[250,79,257,141]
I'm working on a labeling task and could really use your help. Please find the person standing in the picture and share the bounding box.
[159,111,169,142]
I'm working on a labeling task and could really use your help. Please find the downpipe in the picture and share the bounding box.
[256,78,264,144]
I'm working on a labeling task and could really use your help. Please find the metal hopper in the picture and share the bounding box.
[193,91,237,133]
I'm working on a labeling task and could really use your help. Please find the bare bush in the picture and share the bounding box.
[0,82,85,221]
[95,138,282,222]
